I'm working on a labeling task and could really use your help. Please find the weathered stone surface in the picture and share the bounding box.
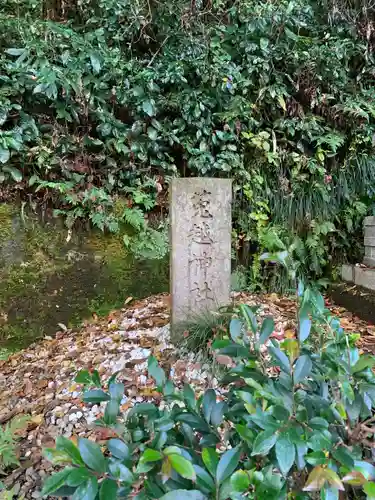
[354,267,375,291]
[364,257,375,268]
[341,264,354,282]
[170,178,232,325]
[363,217,375,268]
[364,216,375,226]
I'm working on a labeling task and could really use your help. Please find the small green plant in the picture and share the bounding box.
[42,278,375,499]
[0,416,29,471]
[176,308,231,354]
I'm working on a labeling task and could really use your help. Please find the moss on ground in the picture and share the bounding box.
[0,204,169,350]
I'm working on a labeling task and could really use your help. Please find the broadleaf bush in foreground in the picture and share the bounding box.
[43,285,375,499]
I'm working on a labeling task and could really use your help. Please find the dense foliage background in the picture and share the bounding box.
[1,0,375,286]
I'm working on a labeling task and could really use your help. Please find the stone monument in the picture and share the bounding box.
[170,178,232,326]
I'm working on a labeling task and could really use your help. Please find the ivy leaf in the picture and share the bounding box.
[90,53,101,74]
[293,355,312,384]
[148,355,166,387]
[41,468,74,496]
[259,317,275,345]
[216,446,241,486]
[3,166,22,181]
[168,454,196,481]
[142,100,155,116]
[275,435,295,476]
[99,479,118,500]
[78,438,106,473]
[147,127,158,140]
[5,48,25,56]
[0,148,10,164]
[251,430,277,456]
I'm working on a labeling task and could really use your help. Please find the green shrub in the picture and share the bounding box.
[42,282,375,499]
[1,0,375,274]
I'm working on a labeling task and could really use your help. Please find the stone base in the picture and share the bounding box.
[342,264,375,291]
[363,257,375,268]
[342,264,354,282]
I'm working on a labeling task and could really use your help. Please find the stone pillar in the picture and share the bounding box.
[170,178,232,326]
[364,216,375,267]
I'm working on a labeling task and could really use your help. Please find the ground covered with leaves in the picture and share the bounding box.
[1,293,375,497]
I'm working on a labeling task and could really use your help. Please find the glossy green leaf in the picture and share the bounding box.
[159,491,207,500]
[229,318,242,342]
[202,448,219,477]
[41,468,74,496]
[147,127,158,140]
[194,465,215,492]
[5,48,25,56]
[202,389,216,423]
[216,446,241,485]
[72,476,98,500]
[66,467,90,487]
[99,479,118,500]
[352,355,375,373]
[75,370,92,385]
[259,317,275,345]
[293,355,312,384]
[210,402,226,427]
[78,438,107,473]
[104,399,120,424]
[141,448,164,462]
[231,470,250,492]
[168,453,196,481]
[83,389,111,404]
[108,382,124,401]
[364,481,375,499]
[276,436,295,475]
[299,315,311,342]
[109,460,134,483]
[3,166,22,181]
[55,437,84,466]
[142,100,155,116]
[268,346,290,372]
[148,355,166,387]
[0,148,10,164]
[183,383,196,409]
[107,439,130,460]
[251,430,277,456]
